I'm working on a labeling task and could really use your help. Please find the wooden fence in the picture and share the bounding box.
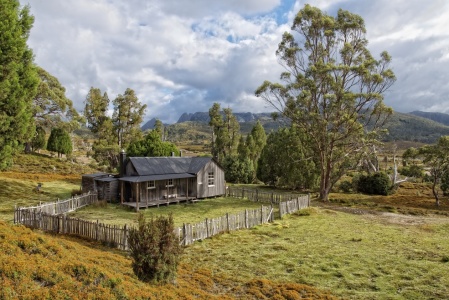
[227,186,307,204]
[279,195,310,218]
[13,189,310,250]
[14,192,98,223]
[14,210,129,250]
[177,205,274,246]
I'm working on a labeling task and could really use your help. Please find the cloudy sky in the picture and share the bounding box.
[21,0,449,123]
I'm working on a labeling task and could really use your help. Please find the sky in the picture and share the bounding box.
[20,0,449,124]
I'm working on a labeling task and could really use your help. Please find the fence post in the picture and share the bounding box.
[245,209,248,229]
[226,213,230,232]
[96,220,99,241]
[182,223,187,246]
[260,206,264,224]
[205,218,209,238]
[256,189,259,202]
[242,189,245,199]
[124,224,128,250]
[308,193,311,207]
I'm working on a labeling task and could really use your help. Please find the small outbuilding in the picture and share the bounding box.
[81,173,119,203]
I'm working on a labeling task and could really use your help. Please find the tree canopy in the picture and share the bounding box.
[127,130,179,157]
[0,0,39,170]
[33,66,82,132]
[255,4,395,200]
[408,136,449,206]
[112,88,146,148]
[47,127,72,158]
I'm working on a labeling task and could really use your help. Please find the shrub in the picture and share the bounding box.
[338,180,353,193]
[399,165,424,178]
[128,213,182,283]
[356,172,391,196]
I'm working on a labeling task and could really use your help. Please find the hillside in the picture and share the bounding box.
[409,111,449,126]
[0,220,335,299]
[153,110,449,145]
[383,111,449,143]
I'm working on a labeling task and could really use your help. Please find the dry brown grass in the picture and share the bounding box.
[324,181,449,216]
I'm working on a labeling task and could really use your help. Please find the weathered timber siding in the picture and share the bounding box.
[196,160,225,198]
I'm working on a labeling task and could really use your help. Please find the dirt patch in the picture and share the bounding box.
[363,211,449,226]
[316,202,449,226]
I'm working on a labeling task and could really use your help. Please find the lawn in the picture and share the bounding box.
[68,197,268,227]
[182,207,449,299]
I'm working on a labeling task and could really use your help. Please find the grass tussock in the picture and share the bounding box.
[0,221,335,299]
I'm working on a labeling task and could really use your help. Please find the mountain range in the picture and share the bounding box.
[141,110,449,144]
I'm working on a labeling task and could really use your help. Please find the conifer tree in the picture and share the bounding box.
[0,0,39,169]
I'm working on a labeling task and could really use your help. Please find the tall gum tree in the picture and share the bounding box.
[0,1,39,170]
[255,5,395,201]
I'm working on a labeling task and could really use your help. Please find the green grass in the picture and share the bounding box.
[0,177,80,223]
[69,197,268,227]
[182,208,449,299]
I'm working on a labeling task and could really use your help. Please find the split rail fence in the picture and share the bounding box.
[14,189,310,250]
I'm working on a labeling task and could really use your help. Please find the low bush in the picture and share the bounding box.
[356,172,391,196]
[128,213,183,284]
[338,180,353,193]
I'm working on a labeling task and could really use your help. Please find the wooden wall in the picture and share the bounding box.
[196,160,226,198]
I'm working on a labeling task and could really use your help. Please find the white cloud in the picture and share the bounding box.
[19,0,449,123]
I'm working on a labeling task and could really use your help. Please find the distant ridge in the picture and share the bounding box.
[176,111,274,123]
[383,111,449,143]
[140,110,449,144]
[409,111,449,126]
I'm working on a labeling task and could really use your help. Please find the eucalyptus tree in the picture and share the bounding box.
[255,5,395,200]
[414,136,449,207]
[0,0,39,169]
[33,66,82,132]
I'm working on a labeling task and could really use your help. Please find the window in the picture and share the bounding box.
[147,181,155,189]
[208,172,214,186]
[166,179,173,187]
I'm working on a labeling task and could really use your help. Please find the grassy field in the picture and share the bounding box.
[69,197,267,227]
[183,208,449,299]
[0,153,96,222]
[3,153,449,298]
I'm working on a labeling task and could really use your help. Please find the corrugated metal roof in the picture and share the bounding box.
[129,157,213,176]
[188,157,213,173]
[119,173,195,183]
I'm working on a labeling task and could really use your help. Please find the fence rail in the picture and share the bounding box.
[15,210,129,250]
[227,186,308,204]
[14,192,98,222]
[177,205,274,246]
[279,195,310,218]
[13,188,310,250]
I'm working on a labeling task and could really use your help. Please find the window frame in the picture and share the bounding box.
[208,172,214,186]
[147,180,156,189]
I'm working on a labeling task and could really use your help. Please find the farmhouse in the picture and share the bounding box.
[82,152,226,210]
